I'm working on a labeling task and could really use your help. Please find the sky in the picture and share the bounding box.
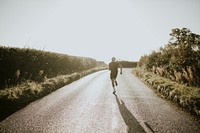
[0,0,200,63]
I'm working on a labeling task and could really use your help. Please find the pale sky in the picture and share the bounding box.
[0,0,200,63]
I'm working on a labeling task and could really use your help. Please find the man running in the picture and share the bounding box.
[109,57,122,94]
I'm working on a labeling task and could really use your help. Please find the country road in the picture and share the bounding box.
[0,69,199,133]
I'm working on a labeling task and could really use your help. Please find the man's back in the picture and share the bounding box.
[109,62,119,73]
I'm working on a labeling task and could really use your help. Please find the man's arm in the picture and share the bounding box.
[119,63,122,74]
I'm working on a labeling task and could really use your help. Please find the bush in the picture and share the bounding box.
[118,61,137,68]
[0,46,106,89]
[138,28,200,87]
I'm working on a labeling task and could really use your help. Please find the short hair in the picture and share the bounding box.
[112,57,116,62]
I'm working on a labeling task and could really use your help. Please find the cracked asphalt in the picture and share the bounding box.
[0,69,199,133]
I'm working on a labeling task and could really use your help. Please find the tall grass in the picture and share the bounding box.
[0,67,106,121]
[133,67,200,118]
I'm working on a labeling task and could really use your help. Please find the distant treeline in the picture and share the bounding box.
[0,46,106,89]
[118,61,137,68]
[138,28,200,87]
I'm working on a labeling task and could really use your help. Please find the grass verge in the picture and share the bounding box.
[133,67,200,120]
[0,67,106,121]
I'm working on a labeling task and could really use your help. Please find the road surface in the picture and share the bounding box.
[0,69,199,133]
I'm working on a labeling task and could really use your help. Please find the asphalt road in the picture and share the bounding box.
[0,69,199,133]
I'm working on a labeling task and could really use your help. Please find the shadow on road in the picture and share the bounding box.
[115,94,146,133]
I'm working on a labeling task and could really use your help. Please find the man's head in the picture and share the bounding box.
[112,57,116,62]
